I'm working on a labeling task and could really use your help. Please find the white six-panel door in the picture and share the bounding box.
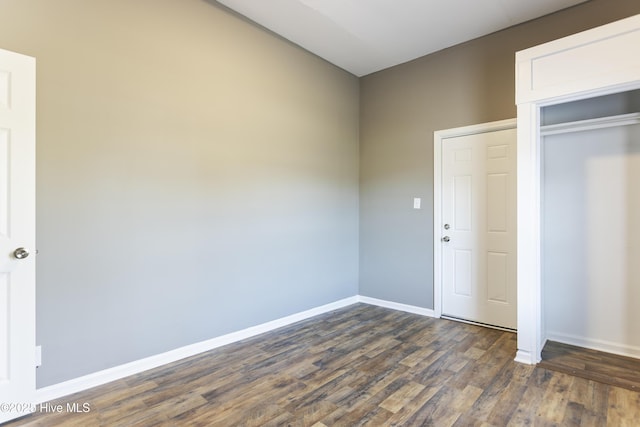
[438,125,517,330]
[0,48,36,423]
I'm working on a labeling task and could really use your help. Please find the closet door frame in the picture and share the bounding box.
[515,14,640,364]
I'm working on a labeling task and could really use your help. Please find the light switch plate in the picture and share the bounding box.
[413,197,421,209]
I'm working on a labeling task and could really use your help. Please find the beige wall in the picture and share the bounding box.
[359,0,640,307]
[0,0,359,387]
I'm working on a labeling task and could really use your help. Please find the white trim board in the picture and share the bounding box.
[35,295,434,405]
[358,296,436,318]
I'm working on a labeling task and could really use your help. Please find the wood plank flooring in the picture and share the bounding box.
[5,304,640,426]
[540,340,640,392]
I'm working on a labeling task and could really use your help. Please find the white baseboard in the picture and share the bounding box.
[35,295,359,404]
[357,295,436,317]
[35,294,436,404]
[514,349,539,365]
[545,331,640,359]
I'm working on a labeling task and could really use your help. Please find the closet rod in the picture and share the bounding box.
[540,112,640,136]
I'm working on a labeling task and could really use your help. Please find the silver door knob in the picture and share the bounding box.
[13,247,30,259]
[442,236,450,242]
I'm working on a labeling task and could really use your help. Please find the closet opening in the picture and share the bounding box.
[540,89,640,362]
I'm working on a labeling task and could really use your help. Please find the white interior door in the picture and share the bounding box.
[440,126,517,330]
[0,48,36,423]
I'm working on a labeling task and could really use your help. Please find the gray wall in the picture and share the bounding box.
[0,0,359,387]
[359,0,640,308]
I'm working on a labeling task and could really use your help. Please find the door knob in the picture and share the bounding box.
[13,247,30,259]
[442,236,450,243]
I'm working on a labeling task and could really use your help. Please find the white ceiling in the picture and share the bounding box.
[216,0,588,76]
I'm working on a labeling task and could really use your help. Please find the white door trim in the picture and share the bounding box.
[515,14,640,364]
[433,118,516,319]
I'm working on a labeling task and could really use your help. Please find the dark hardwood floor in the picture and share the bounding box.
[5,304,640,426]
[540,340,640,392]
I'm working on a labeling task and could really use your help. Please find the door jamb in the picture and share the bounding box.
[433,118,516,319]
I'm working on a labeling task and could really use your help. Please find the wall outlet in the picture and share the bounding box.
[35,345,42,368]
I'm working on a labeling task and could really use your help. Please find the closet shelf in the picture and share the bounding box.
[540,112,640,136]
